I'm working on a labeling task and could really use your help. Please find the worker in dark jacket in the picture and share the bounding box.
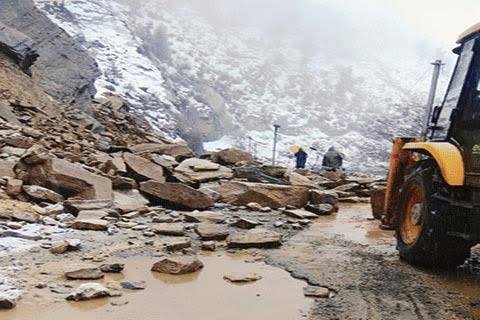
[295,148,308,169]
[322,146,344,171]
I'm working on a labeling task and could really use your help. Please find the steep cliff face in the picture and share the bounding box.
[0,0,99,111]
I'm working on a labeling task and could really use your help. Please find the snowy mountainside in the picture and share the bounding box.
[33,0,447,173]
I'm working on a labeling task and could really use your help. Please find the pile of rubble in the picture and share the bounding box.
[0,69,385,309]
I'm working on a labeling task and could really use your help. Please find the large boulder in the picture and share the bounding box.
[140,181,214,210]
[123,152,165,182]
[217,181,309,209]
[20,158,112,200]
[151,256,204,275]
[211,148,254,165]
[174,158,233,183]
[310,190,339,206]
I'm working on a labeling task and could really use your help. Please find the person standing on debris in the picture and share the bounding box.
[322,146,344,171]
[294,147,308,169]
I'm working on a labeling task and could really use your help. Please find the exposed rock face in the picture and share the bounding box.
[0,0,99,110]
[183,211,226,223]
[21,158,113,200]
[66,283,110,301]
[212,148,254,165]
[227,229,282,248]
[218,181,309,209]
[0,22,38,74]
[151,256,204,275]
[140,181,214,210]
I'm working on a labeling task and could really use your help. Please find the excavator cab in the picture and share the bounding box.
[379,23,480,269]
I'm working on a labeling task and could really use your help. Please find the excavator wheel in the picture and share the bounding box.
[396,163,471,269]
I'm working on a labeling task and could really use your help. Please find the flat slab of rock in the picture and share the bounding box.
[160,238,192,251]
[283,209,319,220]
[227,229,282,248]
[66,283,110,301]
[153,223,186,236]
[174,158,233,183]
[64,264,103,280]
[64,199,112,214]
[194,223,229,240]
[129,143,193,160]
[71,219,108,231]
[140,181,213,210]
[123,152,165,182]
[151,256,204,275]
[183,211,225,223]
[223,272,262,283]
[11,211,39,223]
[113,190,149,213]
[218,181,309,209]
[23,185,64,203]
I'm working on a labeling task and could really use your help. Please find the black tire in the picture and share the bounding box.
[396,164,471,269]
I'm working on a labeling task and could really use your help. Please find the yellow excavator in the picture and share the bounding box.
[379,22,480,269]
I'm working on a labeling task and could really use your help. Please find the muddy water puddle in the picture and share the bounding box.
[314,204,395,246]
[1,252,311,320]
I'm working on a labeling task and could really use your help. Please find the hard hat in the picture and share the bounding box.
[289,144,302,153]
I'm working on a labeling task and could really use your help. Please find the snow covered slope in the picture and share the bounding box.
[33,0,450,173]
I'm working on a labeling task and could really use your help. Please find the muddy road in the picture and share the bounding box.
[2,204,480,320]
[268,204,480,320]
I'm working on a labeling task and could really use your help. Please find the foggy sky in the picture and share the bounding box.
[177,0,479,66]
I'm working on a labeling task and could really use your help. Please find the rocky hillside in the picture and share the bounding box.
[0,0,99,111]
[31,0,442,173]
